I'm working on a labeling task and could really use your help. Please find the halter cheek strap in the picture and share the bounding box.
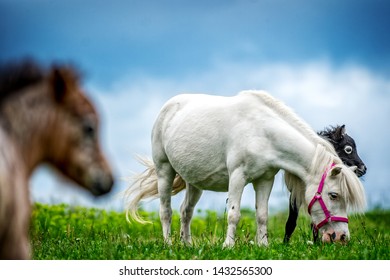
[308,163,349,234]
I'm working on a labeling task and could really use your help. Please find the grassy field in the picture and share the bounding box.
[30,203,389,260]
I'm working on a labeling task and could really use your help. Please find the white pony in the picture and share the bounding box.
[125,90,366,247]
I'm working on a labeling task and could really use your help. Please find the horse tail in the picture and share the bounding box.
[124,156,186,224]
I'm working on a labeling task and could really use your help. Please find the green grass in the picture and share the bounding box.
[30,203,389,260]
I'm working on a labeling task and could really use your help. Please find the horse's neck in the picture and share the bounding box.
[276,129,338,187]
[1,83,54,174]
[265,122,316,182]
[245,91,338,158]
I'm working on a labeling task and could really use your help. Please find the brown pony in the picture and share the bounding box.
[0,59,114,259]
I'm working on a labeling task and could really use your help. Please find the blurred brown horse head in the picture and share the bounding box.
[0,59,114,259]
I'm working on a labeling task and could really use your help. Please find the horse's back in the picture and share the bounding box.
[154,91,268,131]
[152,93,257,151]
[153,91,280,141]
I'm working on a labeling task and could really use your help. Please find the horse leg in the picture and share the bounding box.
[253,176,274,246]
[223,170,246,248]
[311,223,319,242]
[180,183,203,244]
[156,162,176,245]
[0,220,30,259]
[0,181,31,259]
[283,195,299,243]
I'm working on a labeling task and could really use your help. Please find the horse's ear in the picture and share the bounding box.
[332,125,346,141]
[330,166,342,177]
[340,124,346,136]
[49,66,67,102]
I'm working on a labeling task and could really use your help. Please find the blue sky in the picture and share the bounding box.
[1,0,389,212]
[2,0,389,84]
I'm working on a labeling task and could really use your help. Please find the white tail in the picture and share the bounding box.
[124,156,186,223]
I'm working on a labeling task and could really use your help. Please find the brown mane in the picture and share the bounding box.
[0,59,45,102]
[0,59,82,105]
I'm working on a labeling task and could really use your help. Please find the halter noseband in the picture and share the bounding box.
[308,163,348,234]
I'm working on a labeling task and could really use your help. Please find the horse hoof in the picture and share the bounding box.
[222,241,235,248]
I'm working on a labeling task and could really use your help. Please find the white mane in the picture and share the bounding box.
[239,90,337,156]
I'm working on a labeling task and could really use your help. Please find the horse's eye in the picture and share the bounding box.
[344,145,353,154]
[328,192,339,200]
[82,123,96,139]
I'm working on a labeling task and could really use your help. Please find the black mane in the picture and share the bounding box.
[318,125,343,141]
[0,59,45,103]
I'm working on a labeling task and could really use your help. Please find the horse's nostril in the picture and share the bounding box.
[331,232,336,241]
[340,234,346,241]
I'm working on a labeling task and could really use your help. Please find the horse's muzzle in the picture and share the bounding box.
[356,165,367,177]
[321,230,349,243]
[90,174,114,196]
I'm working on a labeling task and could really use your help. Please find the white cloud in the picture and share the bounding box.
[31,60,390,212]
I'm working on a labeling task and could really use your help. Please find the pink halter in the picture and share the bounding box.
[308,163,348,234]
